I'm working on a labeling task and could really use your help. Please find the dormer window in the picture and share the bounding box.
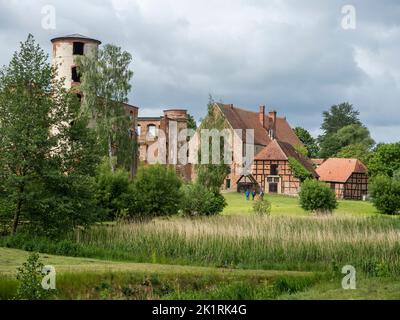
[73,42,84,55]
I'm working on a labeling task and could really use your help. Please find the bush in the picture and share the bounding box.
[94,161,132,220]
[370,175,400,215]
[299,179,338,214]
[252,198,272,216]
[15,252,54,300]
[180,183,227,216]
[129,165,182,218]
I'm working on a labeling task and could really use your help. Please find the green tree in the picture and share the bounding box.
[294,127,319,158]
[77,44,136,175]
[129,165,182,218]
[299,179,338,215]
[196,96,230,194]
[336,143,371,164]
[319,103,362,157]
[0,35,100,236]
[319,124,374,158]
[370,175,400,215]
[368,143,400,177]
[321,102,361,136]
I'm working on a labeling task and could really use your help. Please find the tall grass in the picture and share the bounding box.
[70,215,400,276]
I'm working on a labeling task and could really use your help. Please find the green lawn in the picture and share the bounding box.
[222,192,378,216]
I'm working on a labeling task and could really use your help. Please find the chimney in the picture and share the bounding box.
[268,110,277,139]
[259,105,265,127]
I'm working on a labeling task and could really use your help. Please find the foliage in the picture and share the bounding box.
[368,143,400,178]
[187,114,198,130]
[0,34,101,236]
[320,102,361,136]
[294,127,319,158]
[180,183,227,216]
[93,160,132,220]
[294,144,309,157]
[15,252,53,300]
[77,44,136,174]
[288,157,313,182]
[320,124,374,158]
[370,175,400,215]
[196,96,231,194]
[299,179,338,214]
[252,198,272,216]
[129,165,182,218]
[336,143,371,164]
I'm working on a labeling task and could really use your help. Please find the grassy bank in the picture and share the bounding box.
[0,248,318,300]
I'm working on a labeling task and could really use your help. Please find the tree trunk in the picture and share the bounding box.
[12,184,24,234]
[108,134,116,174]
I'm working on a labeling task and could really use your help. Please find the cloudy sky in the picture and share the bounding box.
[0,0,399,142]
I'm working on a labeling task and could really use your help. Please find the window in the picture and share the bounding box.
[226,179,231,189]
[270,164,278,175]
[137,125,141,136]
[147,124,156,137]
[73,42,84,55]
[130,111,134,120]
[72,67,80,82]
[76,93,82,103]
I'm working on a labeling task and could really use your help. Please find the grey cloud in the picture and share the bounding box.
[0,0,399,142]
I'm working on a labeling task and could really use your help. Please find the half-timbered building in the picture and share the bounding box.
[316,158,369,200]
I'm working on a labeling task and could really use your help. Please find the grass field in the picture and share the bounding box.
[1,193,399,300]
[222,192,378,216]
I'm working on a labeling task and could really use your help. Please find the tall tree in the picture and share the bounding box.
[196,97,230,194]
[319,124,374,158]
[320,102,361,136]
[294,127,319,158]
[77,44,135,175]
[0,35,100,235]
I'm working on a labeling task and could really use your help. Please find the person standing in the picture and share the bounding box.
[245,189,250,201]
[252,190,256,200]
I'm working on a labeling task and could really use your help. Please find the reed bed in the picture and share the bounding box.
[72,215,400,276]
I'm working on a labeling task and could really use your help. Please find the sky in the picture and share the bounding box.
[0,0,399,143]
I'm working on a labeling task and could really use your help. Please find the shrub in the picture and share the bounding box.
[252,198,272,216]
[15,252,54,300]
[129,165,182,218]
[370,175,400,215]
[180,183,226,216]
[94,161,132,220]
[299,179,338,214]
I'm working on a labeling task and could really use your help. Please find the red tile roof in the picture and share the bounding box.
[255,140,318,178]
[217,103,302,147]
[316,158,368,183]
